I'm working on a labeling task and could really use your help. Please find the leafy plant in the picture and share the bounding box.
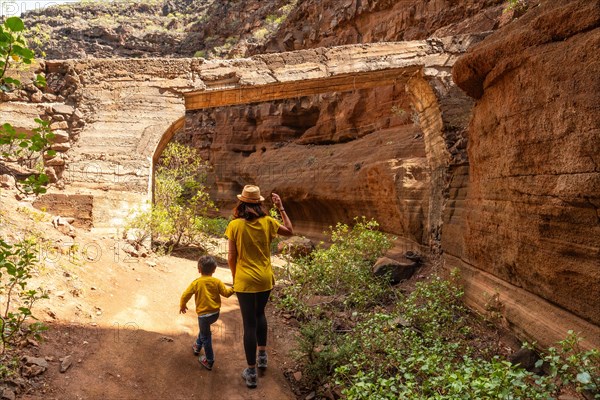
[125,142,223,253]
[504,0,528,13]
[278,218,392,321]
[281,254,600,398]
[0,16,52,195]
[534,331,600,397]
[0,239,48,354]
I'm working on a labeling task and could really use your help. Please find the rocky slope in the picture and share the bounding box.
[23,0,292,59]
[258,0,505,53]
[23,0,507,59]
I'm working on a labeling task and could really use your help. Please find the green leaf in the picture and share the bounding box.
[12,44,34,59]
[35,74,47,87]
[5,17,25,32]
[3,77,20,85]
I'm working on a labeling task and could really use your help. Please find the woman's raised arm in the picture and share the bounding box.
[272,192,293,236]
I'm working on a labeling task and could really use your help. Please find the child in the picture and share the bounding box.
[180,255,235,370]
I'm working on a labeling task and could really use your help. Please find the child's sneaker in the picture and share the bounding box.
[257,353,267,370]
[198,355,213,371]
[192,343,201,356]
[241,368,257,388]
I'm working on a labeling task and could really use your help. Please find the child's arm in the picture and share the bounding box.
[179,283,195,313]
[219,281,235,298]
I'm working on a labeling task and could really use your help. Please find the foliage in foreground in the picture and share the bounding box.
[275,221,600,399]
[0,239,47,355]
[125,142,227,253]
[277,218,393,320]
[0,16,52,195]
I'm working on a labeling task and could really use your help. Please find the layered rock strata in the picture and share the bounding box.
[0,40,468,236]
[182,86,429,242]
[451,0,600,347]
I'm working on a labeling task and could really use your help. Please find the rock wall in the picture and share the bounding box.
[259,0,504,53]
[178,36,478,246]
[451,0,600,347]
[1,41,461,235]
[182,86,429,242]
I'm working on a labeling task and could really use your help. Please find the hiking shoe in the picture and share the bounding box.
[241,368,257,388]
[198,355,213,371]
[192,343,201,356]
[257,353,267,370]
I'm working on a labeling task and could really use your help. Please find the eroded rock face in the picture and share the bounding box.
[258,0,504,54]
[451,0,600,335]
[182,86,430,241]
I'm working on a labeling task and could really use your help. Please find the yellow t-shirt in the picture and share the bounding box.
[180,276,235,316]
[225,216,280,293]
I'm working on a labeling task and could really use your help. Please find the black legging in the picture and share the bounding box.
[236,290,271,366]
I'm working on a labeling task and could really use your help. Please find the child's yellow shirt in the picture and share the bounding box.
[180,276,235,316]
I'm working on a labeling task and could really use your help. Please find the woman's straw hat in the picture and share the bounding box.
[237,185,265,203]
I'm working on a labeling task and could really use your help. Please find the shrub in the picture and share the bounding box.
[282,258,600,398]
[278,218,392,320]
[125,142,222,253]
[0,17,51,195]
[0,239,48,354]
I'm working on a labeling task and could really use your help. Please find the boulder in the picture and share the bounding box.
[20,356,48,377]
[52,216,76,238]
[121,243,140,257]
[52,104,75,115]
[42,93,57,102]
[508,348,541,373]
[44,167,58,183]
[0,174,15,188]
[45,155,65,166]
[51,142,72,152]
[59,355,73,373]
[50,130,70,143]
[50,121,69,130]
[277,236,315,259]
[30,92,43,103]
[1,388,16,400]
[21,356,48,369]
[372,257,419,284]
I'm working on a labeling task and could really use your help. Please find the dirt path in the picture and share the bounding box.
[31,248,295,400]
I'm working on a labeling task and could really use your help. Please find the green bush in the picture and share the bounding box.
[278,218,392,320]
[334,277,600,399]
[281,256,600,398]
[0,239,48,354]
[0,17,51,195]
[125,142,222,253]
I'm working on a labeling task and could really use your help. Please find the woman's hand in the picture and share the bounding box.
[179,306,187,314]
[272,192,294,236]
[271,193,283,210]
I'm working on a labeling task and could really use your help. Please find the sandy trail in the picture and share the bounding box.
[35,250,295,400]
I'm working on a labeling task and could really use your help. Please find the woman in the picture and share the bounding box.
[225,185,293,388]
